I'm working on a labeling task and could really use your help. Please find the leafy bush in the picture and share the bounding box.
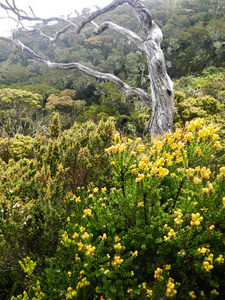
[2,118,224,299]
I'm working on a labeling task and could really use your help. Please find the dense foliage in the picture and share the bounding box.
[0,0,225,299]
[0,116,225,299]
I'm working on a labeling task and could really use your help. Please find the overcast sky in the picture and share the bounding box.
[0,0,112,36]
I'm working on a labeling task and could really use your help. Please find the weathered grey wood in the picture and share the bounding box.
[0,0,174,138]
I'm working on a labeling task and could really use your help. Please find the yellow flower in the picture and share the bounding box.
[193,176,202,184]
[83,209,92,216]
[165,264,171,271]
[77,242,84,250]
[82,232,90,240]
[93,187,98,193]
[168,229,176,237]
[115,236,121,242]
[154,268,164,281]
[137,201,144,207]
[198,247,209,255]
[135,173,145,183]
[73,232,79,239]
[222,197,225,208]
[137,144,144,152]
[74,196,81,203]
[200,167,211,180]
[212,134,219,141]
[147,289,153,296]
[138,161,146,170]
[191,213,203,226]
[173,130,181,140]
[131,151,137,157]
[80,226,86,232]
[114,132,120,142]
[104,269,110,275]
[132,250,138,257]
[68,271,72,277]
[177,141,184,149]
[166,277,177,297]
[127,289,132,293]
[171,143,177,150]
[136,137,142,144]
[203,261,213,272]
[113,255,123,266]
[101,187,107,193]
[189,291,196,299]
[202,188,209,195]
[128,138,133,145]
[214,141,222,149]
[158,167,169,177]
[219,167,225,177]
[184,132,193,141]
[207,253,214,262]
[114,243,122,250]
[101,233,107,241]
[86,244,96,255]
[216,255,224,264]
[195,146,201,155]
[89,194,93,198]
[209,225,215,230]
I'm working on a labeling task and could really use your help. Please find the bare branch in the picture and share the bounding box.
[77,0,127,33]
[1,36,151,107]
[26,25,72,42]
[94,21,143,47]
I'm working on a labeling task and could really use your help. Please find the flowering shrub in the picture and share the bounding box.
[0,118,225,299]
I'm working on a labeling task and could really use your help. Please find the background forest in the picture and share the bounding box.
[0,0,225,299]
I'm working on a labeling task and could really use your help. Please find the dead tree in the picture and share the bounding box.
[0,0,175,138]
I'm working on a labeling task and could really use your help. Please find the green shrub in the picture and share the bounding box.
[9,118,224,300]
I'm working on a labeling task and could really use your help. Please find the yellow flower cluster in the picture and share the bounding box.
[115,236,121,242]
[77,242,84,251]
[198,124,219,139]
[174,209,183,225]
[223,197,225,208]
[66,287,77,299]
[166,277,177,298]
[186,118,204,131]
[86,244,96,255]
[154,267,164,281]
[135,173,145,183]
[131,250,138,257]
[220,167,225,178]
[114,243,122,250]
[200,167,211,180]
[197,247,210,255]
[164,229,176,241]
[216,255,224,264]
[83,208,92,216]
[100,233,107,241]
[189,291,196,299]
[82,232,90,240]
[147,289,153,296]
[203,261,213,272]
[165,264,171,271]
[191,213,203,226]
[105,143,126,154]
[113,255,123,266]
[76,277,90,289]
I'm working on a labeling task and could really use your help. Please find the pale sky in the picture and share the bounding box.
[0,0,112,36]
